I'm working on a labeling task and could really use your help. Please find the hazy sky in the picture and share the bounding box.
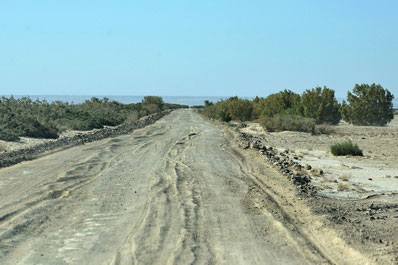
[1,1,397,98]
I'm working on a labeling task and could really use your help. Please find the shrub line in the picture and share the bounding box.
[0,110,172,168]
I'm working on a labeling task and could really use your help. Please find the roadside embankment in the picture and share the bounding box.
[237,131,317,195]
[229,121,398,264]
[0,110,172,168]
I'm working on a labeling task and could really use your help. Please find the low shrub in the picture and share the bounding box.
[0,127,20,141]
[201,97,253,122]
[261,114,315,133]
[330,140,363,156]
[18,118,59,139]
[191,105,204,109]
[219,108,232,122]
[227,98,254,121]
[142,96,164,107]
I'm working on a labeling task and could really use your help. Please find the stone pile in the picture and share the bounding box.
[238,132,317,195]
[0,110,172,168]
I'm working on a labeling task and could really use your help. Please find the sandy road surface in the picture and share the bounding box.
[0,110,370,265]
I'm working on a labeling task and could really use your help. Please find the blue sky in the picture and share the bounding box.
[1,1,397,98]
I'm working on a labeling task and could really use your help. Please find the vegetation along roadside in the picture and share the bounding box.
[0,96,188,142]
[199,83,395,132]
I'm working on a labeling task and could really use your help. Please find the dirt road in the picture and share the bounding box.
[0,110,372,265]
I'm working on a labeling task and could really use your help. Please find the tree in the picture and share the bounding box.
[260,90,301,117]
[341,83,394,126]
[204,100,213,107]
[300,86,341,124]
[227,98,254,121]
[142,96,164,107]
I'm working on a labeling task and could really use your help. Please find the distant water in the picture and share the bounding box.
[0,95,231,107]
[1,95,397,108]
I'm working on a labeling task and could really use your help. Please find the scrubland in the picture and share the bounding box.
[0,96,187,142]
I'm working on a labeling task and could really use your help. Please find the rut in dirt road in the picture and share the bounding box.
[0,110,371,265]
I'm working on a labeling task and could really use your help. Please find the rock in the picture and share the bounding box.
[237,132,316,196]
[292,164,302,171]
[310,168,324,176]
[250,140,262,150]
[293,175,310,185]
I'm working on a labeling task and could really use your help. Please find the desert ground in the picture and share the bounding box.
[0,109,395,264]
[238,116,398,264]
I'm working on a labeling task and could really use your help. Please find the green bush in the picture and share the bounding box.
[142,96,164,109]
[201,97,253,122]
[0,127,20,141]
[17,117,59,139]
[341,84,394,126]
[226,97,253,121]
[261,114,315,133]
[219,107,232,122]
[204,100,213,107]
[201,101,220,120]
[201,85,394,128]
[330,140,363,156]
[257,90,301,118]
[300,86,341,124]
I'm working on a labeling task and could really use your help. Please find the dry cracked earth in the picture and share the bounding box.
[0,109,388,264]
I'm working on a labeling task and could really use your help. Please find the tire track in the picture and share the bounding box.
[220,145,333,263]
[0,148,118,259]
[0,109,370,265]
[111,128,215,265]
